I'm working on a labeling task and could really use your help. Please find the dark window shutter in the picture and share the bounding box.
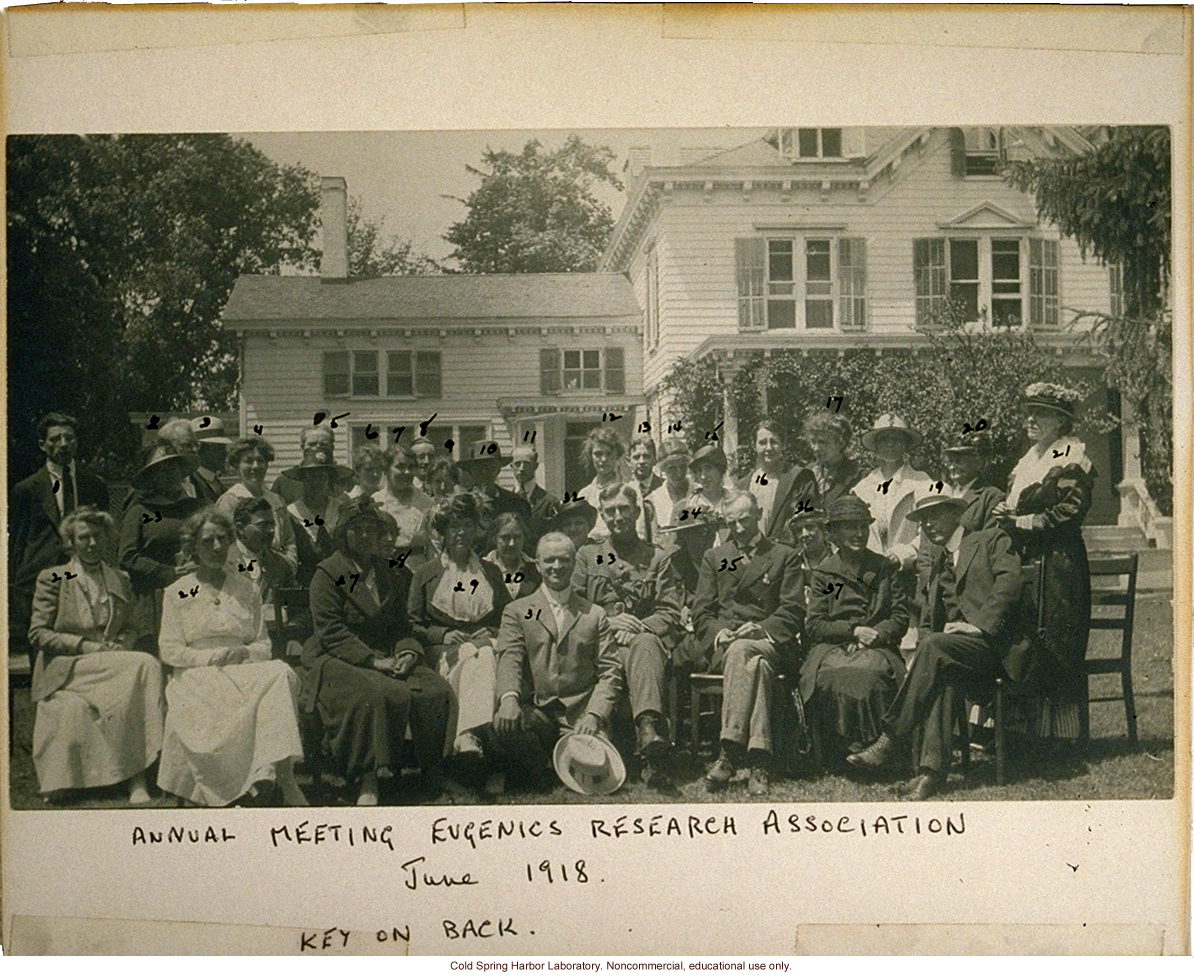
[540,348,561,395]
[604,346,625,394]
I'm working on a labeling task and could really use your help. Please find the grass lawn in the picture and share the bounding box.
[7,591,1174,809]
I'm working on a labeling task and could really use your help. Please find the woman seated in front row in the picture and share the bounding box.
[157,508,307,807]
[302,497,452,805]
[800,495,910,764]
[408,491,512,764]
[28,506,162,804]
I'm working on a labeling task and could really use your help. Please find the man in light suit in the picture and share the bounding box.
[9,412,110,666]
[510,445,561,549]
[694,490,804,795]
[491,532,624,785]
[848,491,1026,799]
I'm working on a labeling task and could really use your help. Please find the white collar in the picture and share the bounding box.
[540,583,572,607]
[943,524,965,555]
[46,458,75,479]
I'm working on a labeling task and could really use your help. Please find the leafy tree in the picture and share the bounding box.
[1003,127,1170,317]
[7,134,320,479]
[1003,126,1173,514]
[443,135,623,273]
[346,195,442,277]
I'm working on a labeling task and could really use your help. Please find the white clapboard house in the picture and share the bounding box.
[600,126,1160,544]
[222,178,645,497]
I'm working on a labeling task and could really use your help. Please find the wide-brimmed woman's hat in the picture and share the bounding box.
[860,414,923,453]
[654,438,691,477]
[458,440,509,467]
[824,495,875,526]
[905,492,968,523]
[131,444,200,493]
[553,733,626,795]
[279,457,356,485]
[689,443,728,472]
[1022,382,1081,421]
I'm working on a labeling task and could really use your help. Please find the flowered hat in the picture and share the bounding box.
[1022,383,1082,420]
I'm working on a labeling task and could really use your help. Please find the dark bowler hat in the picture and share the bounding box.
[458,439,509,467]
[944,430,991,455]
[825,495,875,525]
[131,444,201,493]
[550,498,598,533]
[279,456,355,486]
[689,444,728,472]
[905,491,968,523]
[1022,382,1081,421]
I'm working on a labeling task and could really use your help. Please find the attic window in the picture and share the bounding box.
[963,128,1003,176]
[774,128,843,159]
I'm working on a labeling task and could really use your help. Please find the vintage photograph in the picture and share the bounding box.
[7,124,1175,812]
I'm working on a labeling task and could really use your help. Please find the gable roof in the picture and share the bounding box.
[222,273,641,326]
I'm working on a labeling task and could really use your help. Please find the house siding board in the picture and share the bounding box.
[637,128,1114,384]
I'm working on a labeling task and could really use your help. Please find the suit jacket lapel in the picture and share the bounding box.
[331,554,380,617]
[765,469,798,536]
[37,469,61,528]
[954,533,979,585]
[735,538,773,591]
[556,592,581,644]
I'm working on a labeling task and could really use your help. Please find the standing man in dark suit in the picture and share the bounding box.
[457,440,533,541]
[9,412,109,665]
[848,492,1025,799]
[694,490,804,795]
[190,416,232,502]
[737,418,820,547]
[510,445,560,549]
[945,430,1006,533]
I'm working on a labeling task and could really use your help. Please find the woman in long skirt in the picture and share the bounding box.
[29,507,162,803]
[157,508,307,806]
[302,497,452,805]
[801,496,910,761]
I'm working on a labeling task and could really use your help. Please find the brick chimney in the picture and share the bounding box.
[321,176,348,279]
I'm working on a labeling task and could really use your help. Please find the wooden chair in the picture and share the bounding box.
[688,673,725,754]
[270,585,312,661]
[1082,554,1139,744]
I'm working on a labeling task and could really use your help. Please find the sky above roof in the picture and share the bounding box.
[242,129,766,266]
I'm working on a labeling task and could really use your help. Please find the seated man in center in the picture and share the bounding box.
[572,482,684,788]
[693,490,804,796]
[490,532,624,788]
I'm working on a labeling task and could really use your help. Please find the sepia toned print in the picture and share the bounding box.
[8,125,1174,812]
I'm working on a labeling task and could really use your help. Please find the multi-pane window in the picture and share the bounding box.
[349,421,486,460]
[914,236,1058,328]
[323,349,442,399]
[737,237,865,331]
[776,128,843,159]
[963,128,1002,176]
[539,347,626,395]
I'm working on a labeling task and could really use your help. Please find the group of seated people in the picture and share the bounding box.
[12,380,1095,804]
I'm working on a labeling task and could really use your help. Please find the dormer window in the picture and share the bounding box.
[774,128,843,159]
[960,127,1003,176]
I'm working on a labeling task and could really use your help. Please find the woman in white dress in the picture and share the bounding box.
[851,414,933,571]
[157,508,307,807]
[28,507,162,803]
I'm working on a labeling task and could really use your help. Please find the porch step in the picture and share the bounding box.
[1083,524,1148,550]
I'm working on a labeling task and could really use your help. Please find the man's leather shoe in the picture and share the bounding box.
[747,765,769,796]
[704,752,735,791]
[910,771,942,801]
[636,713,669,761]
[846,732,894,771]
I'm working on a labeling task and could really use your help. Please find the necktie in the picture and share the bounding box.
[63,467,77,517]
[936,549,962,627]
